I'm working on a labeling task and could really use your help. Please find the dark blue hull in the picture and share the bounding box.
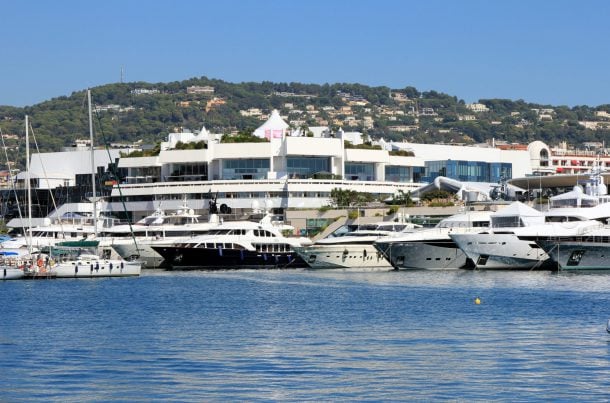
[151,246,307,270]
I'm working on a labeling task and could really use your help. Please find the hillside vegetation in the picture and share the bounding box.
[1,76,609,169]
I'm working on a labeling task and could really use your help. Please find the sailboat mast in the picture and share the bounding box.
[88,89,98,236]
[26,115,32,249]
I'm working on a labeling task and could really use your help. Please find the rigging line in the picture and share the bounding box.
[28,122,66,239]
[0,128,25,233]
[93,108,141,256]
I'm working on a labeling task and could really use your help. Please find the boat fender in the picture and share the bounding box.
[75,265,78,275]
[120,262,124,270]
[109,263,113,272]
[3,268,5,278]
[363,249,367,258]
[90,264,93,273]
[95,262,99,271]
[37,258,43,268]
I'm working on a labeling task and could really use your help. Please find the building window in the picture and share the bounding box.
[345,163,375,181]
[222,159,270,180]
[169,163,207,181]
[423,160,511,183]
[287,157,330,179]
[385,165,411,182]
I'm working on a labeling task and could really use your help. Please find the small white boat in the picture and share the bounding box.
[1,266,25,280]
[30,240,141,278]
[0,251,26,280]
[51,254,141,278]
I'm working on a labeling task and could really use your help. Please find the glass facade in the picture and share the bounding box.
[287,157,330,179]
[168,163,207,181]
[222,159,270,180]
[345,163,375,181]
[423,160,512,183]
[385,165,411,182]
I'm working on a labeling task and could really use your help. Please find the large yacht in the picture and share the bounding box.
[151,214,312,270]
[373,210,493,270]
[450,180,610,270]
[294,221,420,270]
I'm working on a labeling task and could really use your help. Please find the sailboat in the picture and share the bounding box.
[25,90,141,278]
[0,119,30,280]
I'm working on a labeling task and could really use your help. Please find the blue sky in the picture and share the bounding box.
[2,0,610,107]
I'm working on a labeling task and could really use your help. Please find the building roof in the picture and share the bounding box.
[509,173,610,190]
[253,110,289,139]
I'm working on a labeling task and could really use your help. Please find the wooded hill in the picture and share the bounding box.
[1,76,609,169]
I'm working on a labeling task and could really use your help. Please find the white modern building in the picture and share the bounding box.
[21,110,610,221]
[102,111,536,218]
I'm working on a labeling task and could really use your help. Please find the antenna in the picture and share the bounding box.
[120,66,125,83]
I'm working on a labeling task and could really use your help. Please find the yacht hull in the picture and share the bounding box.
[375,240,471,270]
[51,260,141,278]
[294,244,392,270]
[112,243,165,268]
[451,233,549,270]
[152,246,307,270]
[1,267,25,280]
[540,241,610,271]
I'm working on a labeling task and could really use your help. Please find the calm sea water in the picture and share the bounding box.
[2,269,610,401]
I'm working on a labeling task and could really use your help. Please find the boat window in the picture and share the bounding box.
[492,216,522,228]
[263,230,275,238]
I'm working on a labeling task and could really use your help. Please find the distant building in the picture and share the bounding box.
[466,103,489,113]
[187,85,214,95]
[131,88,159,95]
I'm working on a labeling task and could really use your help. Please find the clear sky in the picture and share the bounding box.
[3,0,610,107]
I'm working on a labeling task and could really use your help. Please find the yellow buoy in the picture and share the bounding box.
[474,297,481,305]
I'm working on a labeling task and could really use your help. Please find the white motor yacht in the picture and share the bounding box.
[294,222,420,270]
[537,226,610,271]
[102,202,221,268]
[374,210,493,270]
[451,186,610,270]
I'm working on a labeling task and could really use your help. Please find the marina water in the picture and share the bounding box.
[2,269,610,400]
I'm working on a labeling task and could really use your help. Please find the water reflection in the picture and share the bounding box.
[2,270,610,400]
